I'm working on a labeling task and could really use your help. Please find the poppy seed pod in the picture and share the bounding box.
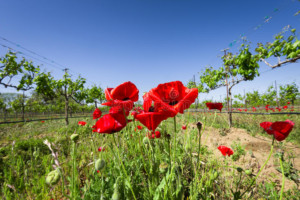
[70,134,79,142]
[95,159,106,171]
[196,122,203,132]
[46,168,61,185]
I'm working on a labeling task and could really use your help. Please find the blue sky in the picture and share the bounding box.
[0,0,299,101]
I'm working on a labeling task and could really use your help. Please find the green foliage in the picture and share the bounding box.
[84,85,105,107]
[230,141,246,161]
[255,28,300,66]
[0,51,39,91]
[34,72,57,101]
[279,82,299,105]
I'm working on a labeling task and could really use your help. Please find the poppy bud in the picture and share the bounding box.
[112,191,120,200]
[210,170,219,180]
[236,167,243,173]
[112,178,120,200]
[159,162,168,173]
[46,168,61,185]
[213,171,219,179]
[95,159,106,171]
[33,151,39,158]
[70,134,79,142]
[143,137,150,145]
[155,131,161,138]
[196,122,203,132]
[245,169,253,175]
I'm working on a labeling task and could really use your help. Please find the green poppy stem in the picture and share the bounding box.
[72,142,77,199]
[197,126,202,169]
[173,116,177,164]
[241,136,275,198]
[279,154,285,200]
[112,135,137,200]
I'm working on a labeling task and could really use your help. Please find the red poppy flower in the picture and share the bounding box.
[103,81,139,113]
[206,102,223,112]
[260,120,295,141]
[41,121,45,123]
[92,113,128,134]
[283,105,288,110]
[133,93,174,132]
[105,81,139,102]
[137,125,143,130]
[218,146,234,157]
[97,170,100,173]
[98,147,105,152]
[278,108,281,112]
[148,81,198,114]
[287,102,290,105]
[93,108,102,119]
[155,131,161,138]
[78,121,87,126]
[244,109,247,112]
[182,125,187,130]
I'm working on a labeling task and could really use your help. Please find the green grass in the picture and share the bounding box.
[0,113,299,199]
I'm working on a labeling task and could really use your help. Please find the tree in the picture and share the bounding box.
[261,85,277,106]
[279,82,299,105]
[199,43,260,127]
[245,91,261,107]
[84,85,105,108]
[34,71,86,125]
[0,51,39,90]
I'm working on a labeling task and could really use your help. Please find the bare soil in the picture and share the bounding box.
[199,126,300,191]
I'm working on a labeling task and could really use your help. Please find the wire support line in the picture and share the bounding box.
[0,43,98,86]
[0,35,66,69]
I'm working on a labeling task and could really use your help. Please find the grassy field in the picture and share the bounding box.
[0,112,299,199]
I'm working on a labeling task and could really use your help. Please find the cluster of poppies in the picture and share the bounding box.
[91,81,198,136]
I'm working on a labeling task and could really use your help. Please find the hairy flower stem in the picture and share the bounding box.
[173,116,177,161]
[241,137,275,198]
[112,136,137,200]
[279,155,285,200]
[197,127,202,170]
[71,142,77,200]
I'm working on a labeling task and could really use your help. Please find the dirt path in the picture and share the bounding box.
[200,127,300,190]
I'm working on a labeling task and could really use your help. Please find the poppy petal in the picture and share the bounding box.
[105,88,113,101]
[174,88,198,114]
[93,113,127,134]
[110,81,139,101]
[134,112,169,131]
[271,121,294,141]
